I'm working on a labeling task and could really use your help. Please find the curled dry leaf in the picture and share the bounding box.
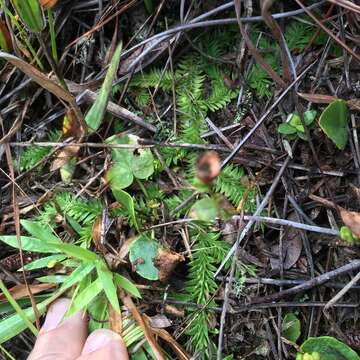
[92,214,107,253]
[153,249,184,283]
[350,184,360,205]
[149,314,172,329]
[196,151,221,184]
[50,145,80,172]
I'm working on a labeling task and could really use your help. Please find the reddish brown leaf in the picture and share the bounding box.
[50,145,79,172]
[40,0,58,9]
[196,151,221,184]
[109,303,122,335]
[350,184,360,205]
[0,283,54,301]
[297,92,338,104]
[92,214,107,253]
[153,249,184,283]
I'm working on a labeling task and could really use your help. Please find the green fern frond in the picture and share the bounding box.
[17,130,61,171]
[185,227,229,358]
[134,89,151,108]
[131,68,175,92]
[215,164,256,211]
[246,64,273,98]
[38,192,104,227]
[285,22,315,52]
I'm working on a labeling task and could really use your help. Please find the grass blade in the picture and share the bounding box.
[85,42,122,133]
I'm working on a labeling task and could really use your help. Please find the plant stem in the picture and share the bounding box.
[47,9,58,64]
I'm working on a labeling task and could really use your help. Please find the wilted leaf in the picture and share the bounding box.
[196,151,221,184]
[154,249,184,283]
[129,235,159,280]
[0,283,54,301]
[149,314,172,329]
[51,146,79,172]
[282,313,301,343]
[0,52,77,107]
[319,99,348,149]
[85,43,122,133]
[300,336,360,360]
[297,92,338,104]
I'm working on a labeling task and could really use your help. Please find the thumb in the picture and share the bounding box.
[77,329,129,360]
[28,298,87,360]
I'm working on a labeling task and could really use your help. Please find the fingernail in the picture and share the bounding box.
[41,298,70,331]
[82,329,122,354]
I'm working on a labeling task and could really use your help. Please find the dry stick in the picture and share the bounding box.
[220,62,315,169]
[250,260,360,304]
[215,156,291,278]
[234,0,286,88]
[324,271,360,310]
[294,0,360,63]
[4,145,41,330]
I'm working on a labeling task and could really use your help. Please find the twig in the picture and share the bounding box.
[251,260,360,304]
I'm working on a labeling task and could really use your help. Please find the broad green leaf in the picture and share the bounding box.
[289,113,302,128]
[278,123,297,135]
[129,235,159,280]
[107,163,133,190]
[282,313,301,343]
[190,197,218,221]
[85,43,122,133]
[301,336,360,360]
[112,189,138,230]
[95,260,120,313]
[20,220,59,243]
[319,99,348,150]
[36,275,67,283]
[106,134,154,190]
[10,0,45,33]
[22,254,67,271]
[114,273,141,298]
[0,235,59,253]
[67,278,103,316]
[48,242,98,262]
[131,148,155,179]
[304,110,317,126]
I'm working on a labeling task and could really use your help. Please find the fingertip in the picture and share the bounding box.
[81,329,128,359]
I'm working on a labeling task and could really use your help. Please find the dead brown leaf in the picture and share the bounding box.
[0,19,12,52]
[153,249,184,283]
[297,92,338,104]
[0,283,54,302]
[50,145,80,172]
[40,0,58,9]
[149,314,172,329]
[350,184,360,205]
[109,303,122,335]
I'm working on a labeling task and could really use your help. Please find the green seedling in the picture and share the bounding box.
[340,226,360,245]
[278,110,317,140]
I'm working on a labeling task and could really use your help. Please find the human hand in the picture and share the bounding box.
[28,298,129,360]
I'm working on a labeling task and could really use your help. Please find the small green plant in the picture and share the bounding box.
[319,99,348,150]
[0,219,140,343]
[278,110,317,140]
[340,226,360,245]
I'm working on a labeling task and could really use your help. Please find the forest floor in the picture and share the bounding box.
[1,0,360,359]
